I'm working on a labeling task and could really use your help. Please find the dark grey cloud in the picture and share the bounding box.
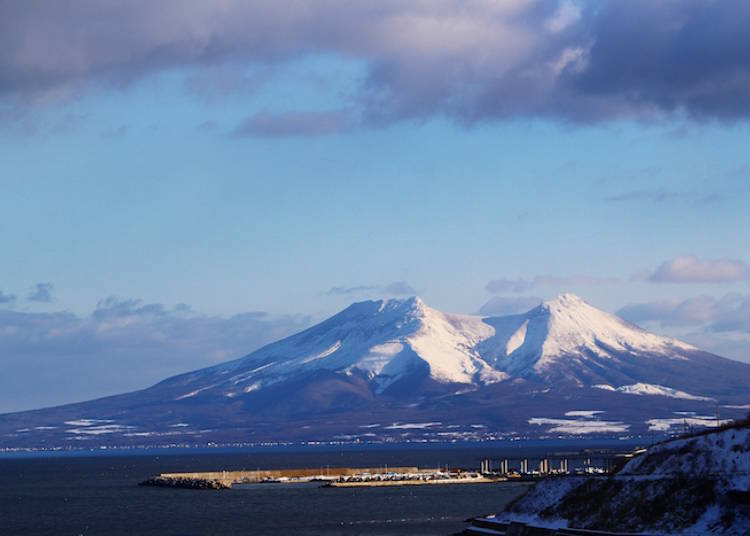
[0,290,16,304]
[617,293,750,333]
[485,274,618,294]
[232,110,350,138]
[0,296,312,412]
[478,296,542,316]
[3,1,750,129]
[27,282,53,302]
[570,1,750,121]
[649,255,750,283]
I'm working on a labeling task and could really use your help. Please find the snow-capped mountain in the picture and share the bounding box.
[163,296,506,401]
[480,293,701,386]
[2,294,749,448]
[159,293,708,402]
[483,293,694,368]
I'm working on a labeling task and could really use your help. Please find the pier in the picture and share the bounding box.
[139,466,420,489]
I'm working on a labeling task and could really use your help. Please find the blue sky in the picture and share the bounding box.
[1,0,750,411]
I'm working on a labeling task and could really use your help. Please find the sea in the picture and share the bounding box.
[0,440,640,535]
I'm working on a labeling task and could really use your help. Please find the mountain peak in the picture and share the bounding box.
[543,292,586,308]
[480,291,697,381]
[388,294,425,309]
[373,295,429,320]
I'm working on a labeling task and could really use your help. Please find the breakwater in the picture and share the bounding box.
[139,466,420,489]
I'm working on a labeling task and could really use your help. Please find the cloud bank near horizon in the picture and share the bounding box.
[4,0,750,132]
[0,297,312,412]
[618,293,750,332]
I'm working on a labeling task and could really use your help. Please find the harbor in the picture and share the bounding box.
[139,446,638,489]
[139,466,421,489]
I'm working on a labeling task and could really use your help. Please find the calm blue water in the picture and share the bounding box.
[0,442,639,535]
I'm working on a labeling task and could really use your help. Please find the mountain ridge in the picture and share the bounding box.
[2,293,749,448]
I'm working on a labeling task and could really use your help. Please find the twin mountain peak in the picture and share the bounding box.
[166,293,709,400]
[4,292,749,446]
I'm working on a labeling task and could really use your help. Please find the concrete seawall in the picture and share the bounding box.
[141,466,420,489]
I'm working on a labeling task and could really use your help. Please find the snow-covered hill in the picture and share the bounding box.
[500,420,750,534]
[2,293,749,448]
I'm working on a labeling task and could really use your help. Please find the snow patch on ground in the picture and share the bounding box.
[66,424,135,435]
[646,416,733,432]
[621,425,750,491]
[529,417,629,434]
[595,382,714,401]
[175,384,218,400]
[385,422,441,430]
[564,410,604,418]
[64,419,113,427]
[300,340,342,364]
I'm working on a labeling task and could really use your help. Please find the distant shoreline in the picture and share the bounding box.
[0,437,647,459]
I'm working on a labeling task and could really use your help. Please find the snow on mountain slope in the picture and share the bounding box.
[479,293,696,380]
[164,293,735,400]
[594,382,715,401]
[406,301,504,385]
[169,296,505,399]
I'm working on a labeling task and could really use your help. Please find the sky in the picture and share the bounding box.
[1,0,750,412]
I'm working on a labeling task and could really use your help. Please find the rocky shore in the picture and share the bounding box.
[138,476,231,490]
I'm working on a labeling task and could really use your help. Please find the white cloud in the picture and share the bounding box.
[649,255,750,283]
[618,293,750,331]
